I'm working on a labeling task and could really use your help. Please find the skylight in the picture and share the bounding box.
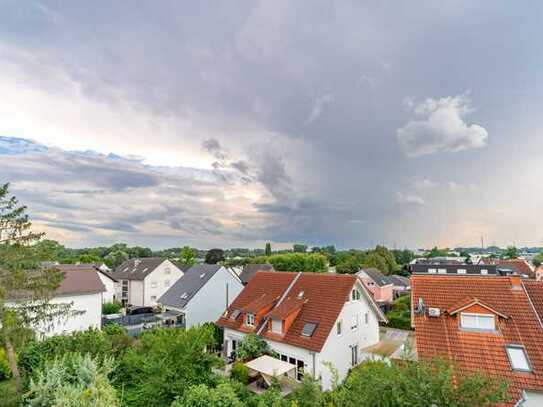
[297,290,304,299]
[200,273,206,279]
[506,345,531,372]
[301,322,317,337]
[180,292,188,299]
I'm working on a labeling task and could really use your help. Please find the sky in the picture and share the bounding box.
[1,1,542,250]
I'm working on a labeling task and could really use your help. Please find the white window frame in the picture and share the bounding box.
[460,312,495,331]
[428,268,437,274]
[351,289,361,301]
[481,269,488,275]
[246,313,255,326]
[350,314,359,331]
[438,268,447,274]
[457,269,467,274]
[506,345,532,372]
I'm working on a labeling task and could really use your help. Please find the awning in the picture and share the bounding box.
[245,355,296,378]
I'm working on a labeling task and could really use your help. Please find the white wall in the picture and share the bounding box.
[318,280,380,389]
[143,260,184,306]
[97,272,116,303]
[130,280,144,306]
[183,267,243,328]
[37,292,103,338]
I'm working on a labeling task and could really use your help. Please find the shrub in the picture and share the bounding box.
[230,362,249,384]
[235,333,271,361]
[0,348,12,380]
[102,301,123,315]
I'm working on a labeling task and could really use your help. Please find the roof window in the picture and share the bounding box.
[506,345,531,372]
[301,322,317,337]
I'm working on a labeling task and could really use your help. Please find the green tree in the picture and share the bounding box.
[385,294,411,330]
[265,242,272,257]
[290,375,323,407]
[362,252,388,275]
[104,250,129,268]
[26,353,119,407]
[180,246,197,267]
[373,246,398,274]
[533,251,543,268]
[235,333,272,361]
[116,326,220,407]
[392,249,414,266]
[0,183,72,394]
[503,246,519,260]
[292,244,308,253]
[205,249,225,264]
[335,256,361,274]
[171,381,244,407]
[426,247,451,258]
[267,253,327,273]
[336,359,508,407]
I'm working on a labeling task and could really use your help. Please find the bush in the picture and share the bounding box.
[385,295,411,330]
[25,353,119,406]
[0,348,12,380]
[235,334,271,361]
[267,253,327,273]
[102,301,123,315]
[230,362,249,385]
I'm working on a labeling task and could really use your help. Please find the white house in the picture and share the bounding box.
[49,264,117,303]
[7,269,105,338]
[158,264,244,328]
[111,258,186,307]
[217,271,386,390]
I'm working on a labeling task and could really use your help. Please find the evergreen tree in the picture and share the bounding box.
[265,242,272,257]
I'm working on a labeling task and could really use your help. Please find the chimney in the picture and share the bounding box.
[510,274,522,290]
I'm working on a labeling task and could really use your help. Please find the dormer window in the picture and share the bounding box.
[460,313,495,331]
[271,319,282,334]
[351,289,361,301]
[506,345,532,372]
[246,313,255,326]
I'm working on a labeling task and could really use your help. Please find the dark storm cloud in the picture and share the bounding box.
[1,1,543,248]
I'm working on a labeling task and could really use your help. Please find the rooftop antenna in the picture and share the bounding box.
[481,235,484,250]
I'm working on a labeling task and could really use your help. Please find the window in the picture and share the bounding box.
[428,268,437,274]
[438,268,447,274]
[151,281,158,288]
[364,312,369,325]
[337,320,342,336]
[351,344,358,366]
[164,280,170,287]
[350,314,359,330]
[165,267,171,274]
[460,313,495,331]
[481,269,488,275]
[297,360,305,380]
[301,322,317,337]
[246,313,255,326]
[271,319,282,334]
[151,295,157,301]
[351,289,361,301]
[457,269,467,274]
[506,345,531,371]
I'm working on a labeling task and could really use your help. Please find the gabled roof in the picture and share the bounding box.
[217,272,360,352]
[239,264,275,284]
[267,296,306,319]
[496,259,534,277]
[412,275,543,406]
[112,257,172,280]
[358,268,392,287]
[158,264,222,310]
[241,293,279,314]
[46,263,117,282]
[446,297,509,319]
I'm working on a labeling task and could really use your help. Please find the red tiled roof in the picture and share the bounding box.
[412,275,543,406]
[241,294,279,313]
[523,281,543,325]
[447,297,509,319]
[217,271,357,352]
[267,296,306,319]
[497,259,535,277]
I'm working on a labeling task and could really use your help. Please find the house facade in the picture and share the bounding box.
[357,268,393,304]
[48,264,117,303]
[388,275,411,299]
[111,258,185,307]
[217,272,386,390]
[8,269,105,338]
[159,264,244,328]
[412,274,543,406]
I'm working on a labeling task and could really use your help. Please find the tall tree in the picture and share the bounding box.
[265,242,272,257]
[0,183,71,394]
[180,246,197,266]
[205,248,225,264]
[293,244,308,253]
[503,246,519,260]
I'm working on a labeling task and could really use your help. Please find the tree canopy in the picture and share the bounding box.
[205,248,225,264]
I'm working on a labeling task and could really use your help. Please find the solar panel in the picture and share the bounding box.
[301,322,317,337]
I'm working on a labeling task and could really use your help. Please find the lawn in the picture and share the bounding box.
[0,379,20,407]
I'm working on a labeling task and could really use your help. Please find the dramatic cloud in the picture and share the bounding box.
[397,94,488,157]
[1,1,542,248]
